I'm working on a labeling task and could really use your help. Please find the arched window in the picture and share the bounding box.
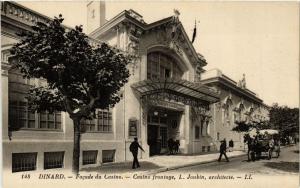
[205,121,210,135]
[236,102,245,122]
[195,125,200,139]
[147,52,184,80]
[223,98,232,125]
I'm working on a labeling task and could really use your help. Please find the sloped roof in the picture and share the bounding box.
[89,9,206,66]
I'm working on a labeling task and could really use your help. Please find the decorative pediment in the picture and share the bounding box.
[145,14,204,67]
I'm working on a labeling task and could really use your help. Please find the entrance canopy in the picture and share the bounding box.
[131,79,220,108]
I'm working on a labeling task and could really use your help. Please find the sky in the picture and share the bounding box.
[18,1,299,108]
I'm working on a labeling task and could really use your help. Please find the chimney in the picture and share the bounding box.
[87,1,106,34]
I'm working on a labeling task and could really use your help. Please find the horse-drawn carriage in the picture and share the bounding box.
[247,129,280,161]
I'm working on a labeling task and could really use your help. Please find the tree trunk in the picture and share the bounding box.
[72,118,81,174]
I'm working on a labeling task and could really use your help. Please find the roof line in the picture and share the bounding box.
[201,77,263,103]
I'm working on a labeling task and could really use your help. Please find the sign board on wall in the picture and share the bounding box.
[129,118,138,137]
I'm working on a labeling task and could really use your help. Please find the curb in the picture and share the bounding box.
[144,153,247,175]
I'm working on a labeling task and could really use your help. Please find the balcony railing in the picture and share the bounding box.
[1,1,50,26]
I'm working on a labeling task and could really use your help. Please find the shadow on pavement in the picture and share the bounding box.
[81,161,162,174]
[264,161,299,173]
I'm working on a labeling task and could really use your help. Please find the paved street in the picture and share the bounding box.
[156,144,299,175]
[81,150,245,175]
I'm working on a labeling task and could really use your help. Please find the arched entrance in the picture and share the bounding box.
[132,51,220,156]
[146,52,185,156]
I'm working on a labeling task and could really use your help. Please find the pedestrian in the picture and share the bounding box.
[229,139,234,152]
[174,140,180,154]
[218,139,229,162]
[129,137,145,169]
[168,138,174,155]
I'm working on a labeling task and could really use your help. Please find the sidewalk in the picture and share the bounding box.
[81,150,246,175]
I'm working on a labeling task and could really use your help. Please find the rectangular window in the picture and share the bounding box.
[97,110,112,132]
[81,119,96,132]
[202,146,206,152]
[39,111,62,129]
[12,153,37,172]
[207,146,211,152]
[81,109,113,132]
[8,70,62,131]
[9,101,61,130]
[195,126,200,139]
[82,150,98,165]
[102,150,115,163]
[44,152,64,169]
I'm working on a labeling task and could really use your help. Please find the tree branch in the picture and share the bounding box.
[86,89,101,112]
[64,96,75,116]
[81,82,90,97]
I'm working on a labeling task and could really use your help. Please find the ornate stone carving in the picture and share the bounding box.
[126,23,143,75]
[191,106,211,122]
[128,9,145,24]
[237,73,247,89]
[155,27,168,44]
[150,9,184,57]
[127,24,142,54]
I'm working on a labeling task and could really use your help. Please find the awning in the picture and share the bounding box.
[131,79,220,107]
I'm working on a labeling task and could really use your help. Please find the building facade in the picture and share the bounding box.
[201,69,270,150]
[1,1,269,174]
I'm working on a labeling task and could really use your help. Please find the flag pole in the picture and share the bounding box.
[192,19,197,43]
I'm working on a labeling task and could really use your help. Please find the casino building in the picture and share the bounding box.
[1,1,269,173]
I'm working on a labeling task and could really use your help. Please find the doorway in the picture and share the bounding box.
[147,108,182,156]
[148,124,160,156]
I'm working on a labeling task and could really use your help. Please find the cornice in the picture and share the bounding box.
[1,1,73,32]
[201,77,263,104]
[89,11,204,67]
